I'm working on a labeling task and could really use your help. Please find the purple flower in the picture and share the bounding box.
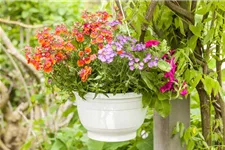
[128,58,144,71]
[138,62,144,70]
[108,20,120,26]
[132,43,146,51]
[147,57,158,68]
[143,53,152,63]
[98,44,117,63]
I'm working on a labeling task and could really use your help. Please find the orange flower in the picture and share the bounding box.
[117,50,123,55]
[43,59,55,72]
[31,60,40,70]
[55,52,65,62]
[98,43,103,49]
[76,33,84,42]
[90,54,97,61]
[77,60,85,67]
[78,51,84,57]
[90,31,98,38]
[34,54,41,62]
[65,43,75,51]
[84,57,91,64]
[91,40,96,45]
[96,35,104,43]
[79,66,92,82]
[84,47,92,54]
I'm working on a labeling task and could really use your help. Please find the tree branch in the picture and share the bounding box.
[165,1,194,25]
[0,18,43,29]
[191,1,197,12]
[0,27,41,81]
[139,0,158,42]
[0,81,9,109]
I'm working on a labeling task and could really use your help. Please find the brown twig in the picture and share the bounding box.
[191,1,197,12]
[165,1,194,25]
[0,18,43,29]
[0,81,9,109]
[0,27,41,81]
[114,0,137,33]
[139,0,158,42]
[1,45,31,103]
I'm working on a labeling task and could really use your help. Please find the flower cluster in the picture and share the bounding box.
[160,50,188,96]
[25,11,120,82]
[25,26,74,72]
[98,35,160,71]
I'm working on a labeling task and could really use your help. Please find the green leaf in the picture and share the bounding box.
[155,100,171,117]
[103,142,129,150]
[187,140,195,150]
[87,139,104,150]
[51,138,68,150]
[62,105,76,117]
[142,92,156,107]
[196,4,211,15]
[222,69,225,81]
[136,135,153,150]
[189,24,202,37]
[20,138,33,150]
[141,72,157,92]
[22,11,29,18]
[158,60,171,72]
[203,28,214,45]
[179,17,185,36]
[187,36,198,50]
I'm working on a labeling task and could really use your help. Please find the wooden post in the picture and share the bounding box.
[154,98,190,150]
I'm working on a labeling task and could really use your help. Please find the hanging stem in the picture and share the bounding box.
[118,0,130,36]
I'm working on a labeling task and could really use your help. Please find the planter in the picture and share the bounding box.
[74,92,146,142]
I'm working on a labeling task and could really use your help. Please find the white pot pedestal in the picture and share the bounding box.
[74,92,146,142]
[154,98,190,150]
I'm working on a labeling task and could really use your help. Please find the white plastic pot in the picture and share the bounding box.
[74,92,146,142]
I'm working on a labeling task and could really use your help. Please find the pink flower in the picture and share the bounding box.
[180,82,188,96]
[145,40,160,48]
[180,89,188,96]
[164,57,176,81]
[160,81,174,93]
[162,50,176,59]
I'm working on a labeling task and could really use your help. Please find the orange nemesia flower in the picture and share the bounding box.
[84,57,91,64]
[55,52,65,62]
[79,66,92,82]
[77,60,85,67]
[65,43,75,51]
[76,33,84,42]
[84,47,92,54]
[78,51,84,57]
[117,50,123,55]
[96,35,104,43]
[43,59,55,72]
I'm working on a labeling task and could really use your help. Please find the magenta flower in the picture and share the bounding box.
[160,81,174,93]
[145,40,160,48]
[180,82,188,96]
[162,50,176,59]
[180,89,188,96]
[164,57,176,81]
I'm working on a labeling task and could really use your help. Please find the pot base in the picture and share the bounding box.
[88,131,136,142]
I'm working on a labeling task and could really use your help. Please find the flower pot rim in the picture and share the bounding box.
[73,92,142,100]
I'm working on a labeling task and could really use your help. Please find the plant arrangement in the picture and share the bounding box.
[25,11,188,113]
